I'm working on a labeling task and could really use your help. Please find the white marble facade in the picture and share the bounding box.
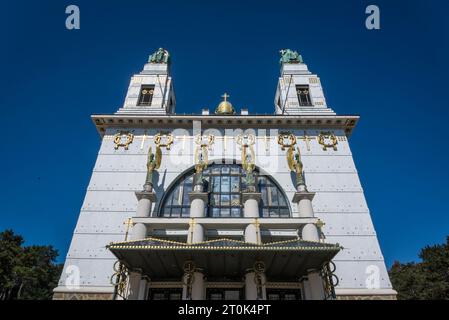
[54,52,396,300]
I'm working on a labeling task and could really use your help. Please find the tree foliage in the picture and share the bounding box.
[0,229,63,300]
[389,236,449,300]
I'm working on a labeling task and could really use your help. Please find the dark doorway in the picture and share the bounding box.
[148,288,182,300]
[206,288,243,300]
[266,289,302,300]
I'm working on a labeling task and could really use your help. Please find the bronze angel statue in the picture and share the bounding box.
[287,146,305,187]
[193,134,214,188]
[239,135,256,191]
[144,146,161,188]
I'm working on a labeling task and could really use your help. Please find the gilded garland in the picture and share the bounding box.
[114,131,134,150]
[317,131,338,151]
[194,134,215,173]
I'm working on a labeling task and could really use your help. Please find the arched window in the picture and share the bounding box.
[159,164,290,218]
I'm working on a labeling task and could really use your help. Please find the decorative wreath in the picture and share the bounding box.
[317,131,338,151]
[114,131,134,150]
[277,133,297,151]
[154,132,174,150]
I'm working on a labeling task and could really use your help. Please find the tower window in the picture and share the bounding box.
[296,85,312,106]
[137,85,155,106]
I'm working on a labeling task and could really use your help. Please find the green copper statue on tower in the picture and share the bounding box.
[279,49,303,64]
[149,48,170,64]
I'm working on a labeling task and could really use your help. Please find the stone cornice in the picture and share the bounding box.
[91,113,359,137]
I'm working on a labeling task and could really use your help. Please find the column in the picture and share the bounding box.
[126,187,156,300]
[307,269,326,300]
[187,191,208,243]
[138,277,149,300]
[182,182,208,300]
[245,271,267,300]
[242,192,262,244]
[131,187,157,240]
[292,184,325,300]
[182,261,205,300]
[301,277,312,300]
[242,193,266,300]
[292,190,320,241]
[127,271,142,300]
[182,271,205,300]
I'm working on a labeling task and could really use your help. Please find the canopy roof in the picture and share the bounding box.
[107,238,341,281]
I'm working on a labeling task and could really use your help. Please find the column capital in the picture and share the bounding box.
[292,191,315,203]
[188,191,208,202]
[135,190,157,202]
[242,192,262,203]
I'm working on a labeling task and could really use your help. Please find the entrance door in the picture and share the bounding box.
[148,288,182,300]
[266,289,302,300]
[206,288,243,300]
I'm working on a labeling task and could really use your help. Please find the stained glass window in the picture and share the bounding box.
[159,164,290,218]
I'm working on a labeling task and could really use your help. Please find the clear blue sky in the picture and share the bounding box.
[1,0,448,267]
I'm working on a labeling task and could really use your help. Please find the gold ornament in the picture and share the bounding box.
[236,134,256,172]
[194,134,215,173]
[154,132,174,150]
[317,131,338,151]
[277,132,296,151]
[114,131,134,150]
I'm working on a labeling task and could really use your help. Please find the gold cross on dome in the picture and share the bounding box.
[221,93,230,101]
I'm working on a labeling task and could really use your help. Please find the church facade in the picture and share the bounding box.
[53,48,396,300]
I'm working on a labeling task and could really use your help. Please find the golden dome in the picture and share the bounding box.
[215,93,235,115]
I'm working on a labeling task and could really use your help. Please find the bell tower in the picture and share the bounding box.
[116,48,176,115]
[274,49,335,115]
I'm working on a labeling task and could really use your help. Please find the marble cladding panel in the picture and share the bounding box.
[315,213,376,236]
[87,171,362,192]
[333,260,393,289]
[92,154,357,175]
[58,257,116,287]
[81,190,139,212]
[65,233,122,260]
[310,192,369,213]
[74,210,131,234]
[326,235,384,261]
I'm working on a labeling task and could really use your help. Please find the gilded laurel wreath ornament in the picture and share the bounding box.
[114,131,134,150]
[317,131,338,151]
[277,132,296,151]
[154,132,174,150]
[194,134,215,173]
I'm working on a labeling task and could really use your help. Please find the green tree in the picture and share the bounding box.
[389,236,449,300]
[0,229,63,300]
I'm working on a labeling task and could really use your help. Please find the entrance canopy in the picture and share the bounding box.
[107,238,341,281]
